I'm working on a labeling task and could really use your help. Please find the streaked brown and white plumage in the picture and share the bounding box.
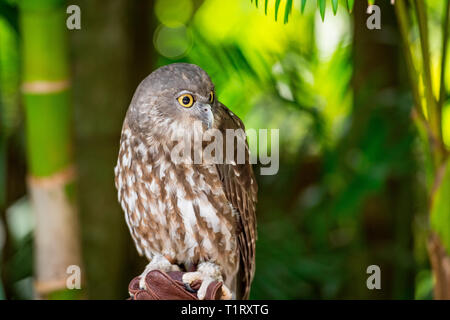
[114,63,257,299]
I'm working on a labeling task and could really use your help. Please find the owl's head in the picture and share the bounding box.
[127,63,216,139]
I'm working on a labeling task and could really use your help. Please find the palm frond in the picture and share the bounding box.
[275,0,281,21]
[301,0,307,13]
[318,0,326,21]
[284,0,293,23]
[332,0,338,16]
[250,0,380,23]
[347,0,355,13]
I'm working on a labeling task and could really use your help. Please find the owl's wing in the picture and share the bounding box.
[214,102,258,300]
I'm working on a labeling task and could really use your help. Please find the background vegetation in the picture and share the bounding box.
[0,0,449,299]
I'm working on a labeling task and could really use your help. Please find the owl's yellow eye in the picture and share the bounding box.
[177,94,194,108]
[209,91,215,103]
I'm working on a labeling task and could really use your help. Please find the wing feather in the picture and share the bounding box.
[214,103,258,299]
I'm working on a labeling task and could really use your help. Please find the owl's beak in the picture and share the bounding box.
[197,103,214,129]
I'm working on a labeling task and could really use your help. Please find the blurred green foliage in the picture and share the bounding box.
[155,0,428,299]
[1,0,449,299]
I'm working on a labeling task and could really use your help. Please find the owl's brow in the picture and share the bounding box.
[176,89,195,97]
[176,89,214,100]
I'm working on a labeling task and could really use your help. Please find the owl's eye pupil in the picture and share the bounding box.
[182,96,191,105]
[177,94,194,108]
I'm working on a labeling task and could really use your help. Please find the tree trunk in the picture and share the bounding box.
[71,0,155,299]
[18,0,82,299]
[350,0,416,299]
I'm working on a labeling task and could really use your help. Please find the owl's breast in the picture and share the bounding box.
[115,128,238,275]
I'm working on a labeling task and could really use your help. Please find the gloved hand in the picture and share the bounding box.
[128,270,225,300]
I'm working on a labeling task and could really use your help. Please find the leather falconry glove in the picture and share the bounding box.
[128,270,225,300]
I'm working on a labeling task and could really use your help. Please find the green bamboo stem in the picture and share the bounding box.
[395,3,432,131]
[19,0,82,299]
[439,1,450,115]
[414,0,444,157]
[394,2,422,113]
[396,1,446,171]
[397,0,450,298]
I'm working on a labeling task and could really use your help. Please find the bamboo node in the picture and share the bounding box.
[28,165,77,189]
[22,80,70,94]
[34,279,70,297]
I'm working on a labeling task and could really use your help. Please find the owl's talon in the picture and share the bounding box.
[182,262,232,300]
[197,277,214,300]
[139,254,180,289]
[139,274,148,290]
[220,285,233,300]
[184,282,197,293]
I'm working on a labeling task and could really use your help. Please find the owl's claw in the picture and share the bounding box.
[183,282,197,293]
[182,262,232,300]
[139,254,180,290]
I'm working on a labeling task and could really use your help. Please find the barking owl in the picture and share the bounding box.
[114,63,257,299]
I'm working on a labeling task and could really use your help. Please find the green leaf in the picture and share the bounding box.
[275,0,281,21]
[255,0,259,8]
[265,0,268,15]
[301,0,307,13]
[368,0,375,5]
[284,0,293,23]
[431,161,450,254]
[332,0,338,15]
[347,0,355,13]
[318,0,326,21]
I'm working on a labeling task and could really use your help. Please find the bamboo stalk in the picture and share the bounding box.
[397,0,450,299]
[18,0,82,299]
[439,1,450,113]
[395,2,423,116]
[414,0,444,159]
[395,1,438,147]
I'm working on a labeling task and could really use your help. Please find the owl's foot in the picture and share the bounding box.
[139,254,180,289]
[182,262,232,300]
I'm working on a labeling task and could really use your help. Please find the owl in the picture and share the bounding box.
[114,63,257,299]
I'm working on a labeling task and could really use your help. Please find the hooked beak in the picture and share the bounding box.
[197,103,214,129]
